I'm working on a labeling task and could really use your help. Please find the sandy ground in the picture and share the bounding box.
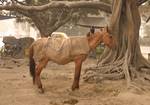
[0,57,150,105]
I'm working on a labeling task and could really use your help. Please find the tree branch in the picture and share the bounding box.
[10,0,15,4]
[53,10,73,31]
[0,0,147,15]
[0,1,112,13]
[76,24,104,28]
[137,0,148,6]
[16,9,31,17]
[13,0,27,5]
[146,16,150,23]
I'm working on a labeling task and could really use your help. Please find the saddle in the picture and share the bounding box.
[47,36,69,51]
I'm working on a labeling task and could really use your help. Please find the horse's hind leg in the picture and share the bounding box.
[35,58,48,93]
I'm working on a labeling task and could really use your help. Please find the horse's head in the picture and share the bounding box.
[100,27,115,49]
[86,26,115,50]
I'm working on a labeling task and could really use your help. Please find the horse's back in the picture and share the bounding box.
[70,36,90,56]
[32,38,47,45]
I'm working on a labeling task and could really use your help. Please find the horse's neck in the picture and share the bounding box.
[88,33,103,50]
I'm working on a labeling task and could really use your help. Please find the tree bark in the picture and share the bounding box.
[83,0,150,89]
[0,1,111,13]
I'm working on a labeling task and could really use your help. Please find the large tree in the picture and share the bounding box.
[0,0,147,37]
[6,0,79,37]
[84,0,150,90]
[0,0,110,37]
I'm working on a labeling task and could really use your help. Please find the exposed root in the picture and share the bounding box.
[83,58,150,91]
[83,59,125,82]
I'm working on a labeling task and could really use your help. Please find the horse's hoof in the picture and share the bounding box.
[72,86,79,91]
[38,88,45,94]
[33,78,35,85]
[33,81,35,85]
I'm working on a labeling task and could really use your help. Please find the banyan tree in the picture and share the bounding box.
[83,0,150,89]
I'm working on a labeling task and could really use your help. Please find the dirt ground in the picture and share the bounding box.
[0,57,150,105]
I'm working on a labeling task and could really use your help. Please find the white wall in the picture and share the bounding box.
[0,18,39,47]
[140,46,150,59]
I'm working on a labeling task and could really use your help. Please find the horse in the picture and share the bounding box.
[29,27,115,93]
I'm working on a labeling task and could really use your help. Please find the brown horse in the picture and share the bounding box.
[29,27,115,93]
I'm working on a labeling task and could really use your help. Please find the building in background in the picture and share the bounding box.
[0,17,39,47]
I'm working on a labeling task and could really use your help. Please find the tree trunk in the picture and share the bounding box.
[83,0,150,89]
[32,16,57,37]
[16,1,71,37]
[28,9,72,37]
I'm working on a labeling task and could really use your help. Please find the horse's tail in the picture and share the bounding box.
[29,45,35,83]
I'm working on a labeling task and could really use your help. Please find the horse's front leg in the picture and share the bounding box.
[72,57,83,91]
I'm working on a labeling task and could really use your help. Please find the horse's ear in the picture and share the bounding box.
[100,27,104,32]
[90,26,95,34]
[104,26,110,32]
[100,28,103,31]
[103,26,109,32]
[100,26,108,32]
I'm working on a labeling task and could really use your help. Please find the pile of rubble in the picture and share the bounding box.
[2,36,34,58]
